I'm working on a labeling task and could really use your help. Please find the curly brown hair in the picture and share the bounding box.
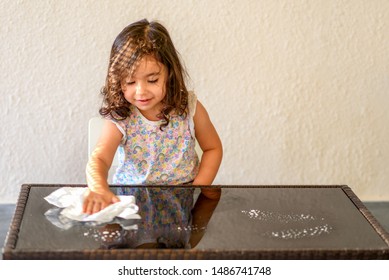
[99,19,189,129]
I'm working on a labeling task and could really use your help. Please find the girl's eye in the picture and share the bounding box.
[126,81,135,85]
[148,79,158,84]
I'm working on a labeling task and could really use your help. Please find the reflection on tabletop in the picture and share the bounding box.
[45,186,221,249]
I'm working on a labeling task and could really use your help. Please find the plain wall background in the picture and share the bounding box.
[1,0,388,203]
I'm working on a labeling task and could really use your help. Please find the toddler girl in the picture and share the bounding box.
[83,19,222,214]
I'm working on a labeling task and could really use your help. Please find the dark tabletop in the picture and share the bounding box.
[4,185,389,259]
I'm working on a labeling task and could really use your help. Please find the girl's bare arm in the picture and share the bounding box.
[83,121,122,214]
[193,101,223,193]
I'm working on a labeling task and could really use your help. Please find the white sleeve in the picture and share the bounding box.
[107,118,127,145]
[187,91,197,138]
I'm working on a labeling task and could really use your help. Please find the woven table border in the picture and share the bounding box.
[3,184,389,260]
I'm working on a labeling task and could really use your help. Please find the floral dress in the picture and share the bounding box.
[109,92,199,246]
[110,91,199,186]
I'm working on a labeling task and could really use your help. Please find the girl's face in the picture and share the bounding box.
[121,55,168,121]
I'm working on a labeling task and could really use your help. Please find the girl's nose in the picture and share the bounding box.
[135,81,145,95]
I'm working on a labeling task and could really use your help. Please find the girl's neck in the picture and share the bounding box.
[135,106,164,121]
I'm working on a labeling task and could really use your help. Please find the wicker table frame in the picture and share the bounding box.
[3,184,389,260]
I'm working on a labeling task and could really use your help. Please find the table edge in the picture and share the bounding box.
[3,184,389,260]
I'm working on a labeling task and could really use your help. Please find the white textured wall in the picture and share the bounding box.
[1,0,388,202]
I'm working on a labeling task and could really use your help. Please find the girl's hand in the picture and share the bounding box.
[82,188,120,214]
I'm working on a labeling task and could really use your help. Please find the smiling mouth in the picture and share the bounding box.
[137,99,151,103]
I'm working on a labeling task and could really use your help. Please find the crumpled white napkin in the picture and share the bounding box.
[44,187,140,223]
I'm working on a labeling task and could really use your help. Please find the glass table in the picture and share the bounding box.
[3,184,389,259]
